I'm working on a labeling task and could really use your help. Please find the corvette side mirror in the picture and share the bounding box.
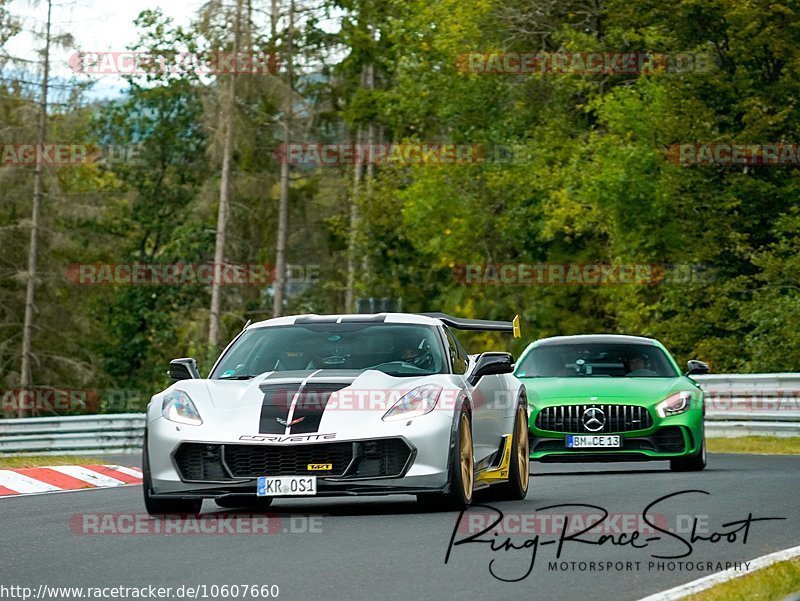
[468,352,514,386]
[169,358,200,381]
[686,360,710,376]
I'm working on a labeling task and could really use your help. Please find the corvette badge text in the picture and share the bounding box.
[239,433,336,443]
[444,490,785,582]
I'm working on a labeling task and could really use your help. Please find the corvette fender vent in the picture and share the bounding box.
[351,438,412,479]
[173,443,228,481]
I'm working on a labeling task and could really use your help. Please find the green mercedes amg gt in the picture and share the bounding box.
[514,335,708,471]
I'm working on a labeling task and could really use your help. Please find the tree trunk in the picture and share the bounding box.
[345,125,363,313]
[271,0,279,40]
[345,62,374,313]
[18,0,52,418]
[208,0,243,350]
[363,63,375,289]
[272,0,295,317]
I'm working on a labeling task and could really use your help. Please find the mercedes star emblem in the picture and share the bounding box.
[581,407,606,432]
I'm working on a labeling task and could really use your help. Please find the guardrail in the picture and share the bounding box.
[0,374,797,454]
[694,373,800,437]
[0,413,145,455]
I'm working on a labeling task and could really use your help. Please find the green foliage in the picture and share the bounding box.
[2,0,799,417]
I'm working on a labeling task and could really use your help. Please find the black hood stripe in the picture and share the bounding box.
[289,383,349,434]
[258,385,299,434]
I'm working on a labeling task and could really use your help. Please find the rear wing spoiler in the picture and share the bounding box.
[421,313,521,339]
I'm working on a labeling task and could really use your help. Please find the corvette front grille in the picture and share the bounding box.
[173,439,413,481]
[535,404,653,433]
[224,442,354,478]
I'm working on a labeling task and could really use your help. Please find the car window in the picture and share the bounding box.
[211,323,447,378]
[515,342,679,378]
[444,327,469,375]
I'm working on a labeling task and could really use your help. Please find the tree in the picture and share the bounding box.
[208,0,246,348]
[273,0,296,317]
[16,0,52,417]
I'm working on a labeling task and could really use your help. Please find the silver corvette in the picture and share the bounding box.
[143,312,529,513]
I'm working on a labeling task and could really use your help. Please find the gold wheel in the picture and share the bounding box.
[515,406,529,491]
[459,413,474,501]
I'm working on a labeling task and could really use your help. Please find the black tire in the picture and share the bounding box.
[670,436,707,472]
[215,495,273,509]
[417,406,474,511]
[142,431,202,516]
[489,401,530,501]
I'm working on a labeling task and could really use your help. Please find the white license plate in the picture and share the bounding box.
[566,435,621,448]
[257,476,317,496]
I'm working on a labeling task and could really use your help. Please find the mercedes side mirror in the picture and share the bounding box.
[686,360,710,376]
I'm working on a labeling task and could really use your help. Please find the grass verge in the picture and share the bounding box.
[708,436,800,455]
[0,455,100,469]
[685,557,800,601]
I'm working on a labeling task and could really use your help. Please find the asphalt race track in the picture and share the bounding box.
[1,453,798,601]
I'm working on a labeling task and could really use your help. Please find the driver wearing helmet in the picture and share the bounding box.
[396,335,434,370]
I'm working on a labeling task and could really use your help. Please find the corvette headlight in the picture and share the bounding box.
[382,384,443,422]
[162,390,203,425]
[656,391,693,418]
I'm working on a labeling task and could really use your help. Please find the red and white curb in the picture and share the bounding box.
[638,543,800,600]
[0,465,142,497]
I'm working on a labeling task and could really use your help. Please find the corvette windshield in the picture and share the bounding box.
[211,323,446,378]
[516,342,679,378]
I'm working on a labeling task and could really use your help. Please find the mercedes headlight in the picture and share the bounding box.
[382,384,443,421]
[656,391,693,418]
[162,390,203,425]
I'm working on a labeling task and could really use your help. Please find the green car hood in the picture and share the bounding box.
[518,377,696,405]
